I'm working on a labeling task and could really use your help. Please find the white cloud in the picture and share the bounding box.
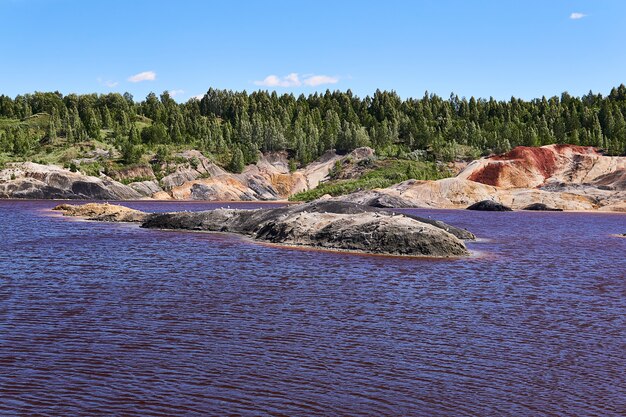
[168,89,185,97]
[254,73,339,88]
[570,12,586,20]
[127,71,157,82]
[97,77,119,88]
[254,73,301,87]
[191,94,205,100]
[303,75,339,86]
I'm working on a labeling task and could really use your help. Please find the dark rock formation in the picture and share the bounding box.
[319,190,416,209]
[142,201,471,257]
[365,194,415,209]
[292,201,474,240]
[399,213,476,240]
[55,200,474,257]
[522,203,563,211]
[466,200,513,211]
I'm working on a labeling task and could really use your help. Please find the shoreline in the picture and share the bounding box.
[49,201,475,258]
[55,214,478,260]
[0,197,297,204]
[2,197,625,214]
[149,226,476,260]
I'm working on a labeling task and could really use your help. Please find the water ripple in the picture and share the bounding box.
[0,201,624,416]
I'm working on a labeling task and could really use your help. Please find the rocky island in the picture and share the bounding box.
[53,201,474,257]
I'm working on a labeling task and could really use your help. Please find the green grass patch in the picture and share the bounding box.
[0,136,117,167]
[21,113,51,129]
[0,153,10,170]
[78,161,104,177]
[118,176,155,185]
[289,159,451,202]
[0,118,21,128]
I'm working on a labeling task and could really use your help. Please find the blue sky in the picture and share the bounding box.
[1,0,624,101]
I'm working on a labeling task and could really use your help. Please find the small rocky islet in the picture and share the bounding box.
[53,201,474,258]
[466,200,513,211]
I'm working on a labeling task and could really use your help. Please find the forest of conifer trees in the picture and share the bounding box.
[1,85,625,169]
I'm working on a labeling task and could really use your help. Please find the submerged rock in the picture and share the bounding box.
[55,201,473,257]
[522,203,563,211]
[466,200,513,211]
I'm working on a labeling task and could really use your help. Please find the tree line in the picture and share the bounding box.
[1,85,625,168]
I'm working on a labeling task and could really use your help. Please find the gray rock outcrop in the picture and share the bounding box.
[522,203,563,211]
[141,201,471,257]
[466,200,513,211]
[0,163,143,200]
[55,201,473,257]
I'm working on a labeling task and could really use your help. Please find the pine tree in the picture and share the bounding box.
[84,108,100,139]
[588,114,602,147]
[102,107,113,129]
[524,127,539,147]
[322,110,340,150]
[46,117,57,143]
[66,125,74,143]
[128,125,141,145]
[228,146,245,173]
[336,121,353,153]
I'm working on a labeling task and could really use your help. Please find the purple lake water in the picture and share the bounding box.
[0,200,625,416]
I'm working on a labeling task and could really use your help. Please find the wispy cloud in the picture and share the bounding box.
[168,89,185,97]
[97,77,119,88]
[254,73,339,88]
[254,73,301,87]
[128,71,156,83]
[191,94,205,101]
[303,75,339,86]
[570,12,586,20]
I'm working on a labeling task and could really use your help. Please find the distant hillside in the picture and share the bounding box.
[1,86,625,177]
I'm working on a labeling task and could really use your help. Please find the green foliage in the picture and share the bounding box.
[120,140,144,165]
[140,123,168,144]
[290,159,451,201]
[228,146,245,173]
[329,160,343,179]
[78,162,103,177]
[118,176,154,185]
[155,145,170,162]
[197,172,211,179]
[1,85,626,171]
